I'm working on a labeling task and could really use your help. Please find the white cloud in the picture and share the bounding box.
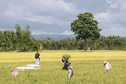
[95,12,111,20]
[23,15,58,24]
[29,0,76,12]
[31,30,74,35]
[101,24,126,37]
[1,0,75,26]
[31,31,57,35]
[95,0,126,37]
[109,4,118,8]
[0,28,5,31]
[120,0,126,11]
[60,31,74,35]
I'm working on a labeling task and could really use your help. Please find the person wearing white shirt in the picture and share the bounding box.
[103,61,112,73]
[35,53,40,65]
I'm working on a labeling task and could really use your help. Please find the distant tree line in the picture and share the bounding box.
[0,24,126,52]
[41,36,126,50]
[0,24,39,52]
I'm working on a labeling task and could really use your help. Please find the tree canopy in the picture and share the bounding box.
[71,12,102,50]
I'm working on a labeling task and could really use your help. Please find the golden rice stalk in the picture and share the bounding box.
[62,54,71,60]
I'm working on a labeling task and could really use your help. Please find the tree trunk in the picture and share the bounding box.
[95,42,96,50]
[84,39,87,51]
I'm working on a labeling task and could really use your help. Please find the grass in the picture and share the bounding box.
[0,50,126,84]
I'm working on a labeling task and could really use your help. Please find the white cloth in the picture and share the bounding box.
[26,64,40,67]
[16,64,40,70]
[104,62,112,70]
[16,67,35,70]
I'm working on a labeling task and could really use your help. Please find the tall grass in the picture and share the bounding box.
[0,50,126,84]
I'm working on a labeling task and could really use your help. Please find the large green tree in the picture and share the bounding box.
[71,12,102,51]
[15,24,22,50]
[15,24,32,51]
[0,31,4,51]
[21,25,32,51]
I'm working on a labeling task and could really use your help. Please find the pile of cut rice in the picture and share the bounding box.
[62,54,71,60]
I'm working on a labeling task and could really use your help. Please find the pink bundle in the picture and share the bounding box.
[11,71,18,76]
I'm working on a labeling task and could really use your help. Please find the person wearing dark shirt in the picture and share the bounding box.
[62,58,68,70]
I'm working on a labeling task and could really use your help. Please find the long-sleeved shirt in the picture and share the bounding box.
[104,62,112,70]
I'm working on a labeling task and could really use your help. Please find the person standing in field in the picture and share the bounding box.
[67,62,73,78]
[62,54,71,70]
[103,61,112,73]
[62,57,68,70]
[35,53,40,65]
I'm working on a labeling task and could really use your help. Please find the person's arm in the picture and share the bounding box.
[62,59,64,62]
[108,63,112,68]
[72,70,73,76]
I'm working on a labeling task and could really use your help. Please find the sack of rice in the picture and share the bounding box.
[35,53,40,59]
[62,54,71,60]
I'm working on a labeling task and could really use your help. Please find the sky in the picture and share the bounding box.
[0,0,126,37]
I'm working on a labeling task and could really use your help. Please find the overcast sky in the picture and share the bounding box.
[0,0,126,37]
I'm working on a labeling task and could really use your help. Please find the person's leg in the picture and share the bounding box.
[65,66,67,70]
[105,70,107,73]
[65,63,67,70]
[107,70,110,72]
[68,73,72,78]
[63,64,65,69]
[63,65,66,69]
[70,73,72,78]
[105,70,110,73]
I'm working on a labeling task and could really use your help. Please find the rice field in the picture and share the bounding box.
[0,50,126,84]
